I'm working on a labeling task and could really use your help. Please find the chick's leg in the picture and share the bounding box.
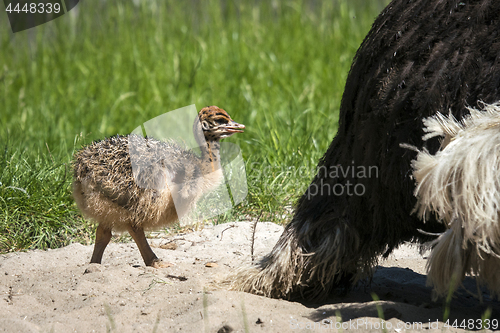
[126,224,172,268]
[90,224,112,264]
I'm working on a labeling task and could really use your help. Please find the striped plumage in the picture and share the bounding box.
[73,106,244,267]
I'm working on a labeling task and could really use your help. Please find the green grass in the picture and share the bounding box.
[0,0,389,252]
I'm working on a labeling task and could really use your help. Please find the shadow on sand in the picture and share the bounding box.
[302,266,499,329]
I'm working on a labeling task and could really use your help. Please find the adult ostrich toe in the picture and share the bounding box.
[231,0,500,301]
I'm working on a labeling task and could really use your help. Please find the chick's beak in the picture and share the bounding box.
[225,121,245,134]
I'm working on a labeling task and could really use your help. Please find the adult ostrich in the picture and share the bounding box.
[231,0,500,301]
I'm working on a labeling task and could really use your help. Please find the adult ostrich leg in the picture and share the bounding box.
[231,0,500,301]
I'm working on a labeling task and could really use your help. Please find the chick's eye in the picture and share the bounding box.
[201,121,209,130]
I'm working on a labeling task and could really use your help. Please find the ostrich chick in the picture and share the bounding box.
[73,106,245,267]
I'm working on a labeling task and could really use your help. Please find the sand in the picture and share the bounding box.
[0,222,498,333]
